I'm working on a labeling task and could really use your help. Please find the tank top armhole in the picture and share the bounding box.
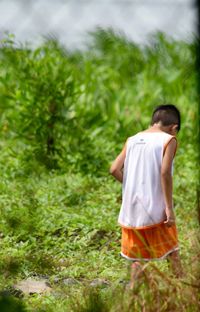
[163,136,178,158]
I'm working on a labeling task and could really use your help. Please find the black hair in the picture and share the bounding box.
[151,104,181,132]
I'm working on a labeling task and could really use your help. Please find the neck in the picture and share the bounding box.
[149,124,163,132]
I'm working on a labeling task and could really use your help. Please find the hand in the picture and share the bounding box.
[164,207,175,227]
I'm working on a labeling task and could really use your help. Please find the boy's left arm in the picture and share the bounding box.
[161,137,177,227]
[109,140,128,183]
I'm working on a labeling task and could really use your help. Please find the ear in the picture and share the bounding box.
[172,124,178,132]
[170,124,178,134]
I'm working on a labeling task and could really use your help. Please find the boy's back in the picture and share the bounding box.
[118,131,176,228]
[110,104,183,282]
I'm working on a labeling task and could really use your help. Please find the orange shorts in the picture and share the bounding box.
[121,222,179,261]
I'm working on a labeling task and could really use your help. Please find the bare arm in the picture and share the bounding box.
[109,140,128,183]
[161,138,177,227]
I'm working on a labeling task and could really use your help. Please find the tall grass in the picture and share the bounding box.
[0,29,197,173]
[0,29,198,311]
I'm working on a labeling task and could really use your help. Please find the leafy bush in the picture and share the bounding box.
[0,29,197,174]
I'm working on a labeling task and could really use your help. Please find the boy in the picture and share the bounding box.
[110,104,183,288]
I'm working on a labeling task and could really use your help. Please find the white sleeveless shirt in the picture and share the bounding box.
[118,132,176,229]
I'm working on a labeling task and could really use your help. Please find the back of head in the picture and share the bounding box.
[151,104,181,132]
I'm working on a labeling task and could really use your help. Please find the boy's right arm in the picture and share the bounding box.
[109,139,128,183]
[161,138,177,227]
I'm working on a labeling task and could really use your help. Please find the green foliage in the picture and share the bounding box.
[71,288,110,312]
[0,295,26,312]
[0,29,198,311]
[0,39,76,168]
[0,29,197,173]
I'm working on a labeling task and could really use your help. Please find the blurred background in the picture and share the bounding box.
[0,0,197,49]
[0,1,199,312]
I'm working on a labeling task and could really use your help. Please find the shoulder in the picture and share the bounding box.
[163,135,177,158]
[163,133,177,147]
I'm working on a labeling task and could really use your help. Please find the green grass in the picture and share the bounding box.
[0,29,199,311]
